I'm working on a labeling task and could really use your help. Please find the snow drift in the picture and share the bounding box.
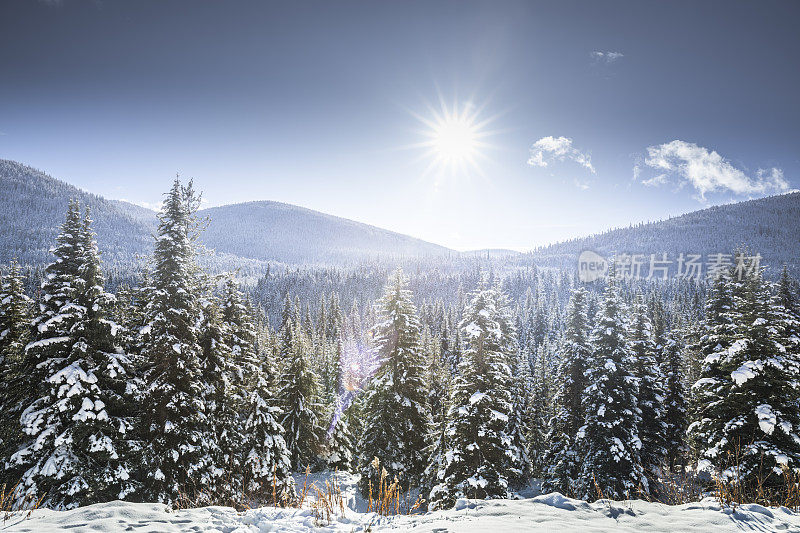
[4,494,799,532]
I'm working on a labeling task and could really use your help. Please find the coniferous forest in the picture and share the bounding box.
[4,1,800,530]
[2,178,800,514]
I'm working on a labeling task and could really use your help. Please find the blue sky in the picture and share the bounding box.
[1,0,798,251]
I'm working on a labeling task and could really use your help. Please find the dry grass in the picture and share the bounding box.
[711,453,800,511]
[310,472,346,525]
[657,467,703,505]
[174,462,297,512]
[695,441,800,511]
[1,481,44,524]
[365,457,424,517]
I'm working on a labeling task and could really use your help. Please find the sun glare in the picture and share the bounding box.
[432,114,479,163]
[413,99,495,176]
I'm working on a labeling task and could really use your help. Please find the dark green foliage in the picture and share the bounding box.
[428,286,521,510]
[138,180,212,504]
[630,296,667,487]
[544,287,590,496]
[578,272,644,501]
[12,204,137,508]
[691,266,800,485]
[358,269,431,493]
[278,320,323,471]
[0,259,31,486]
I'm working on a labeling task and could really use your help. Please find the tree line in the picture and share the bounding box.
[1,178,799,510]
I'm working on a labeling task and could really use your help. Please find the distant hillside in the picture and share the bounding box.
[0,160,453,270]
[462,249,523,259]
[4,158,798,276]
[0,160,156,268]
[198,201,455,264]
[529,192,800,275]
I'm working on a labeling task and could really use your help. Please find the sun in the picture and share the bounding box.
[413,99,494,176]
[432,113,479,164]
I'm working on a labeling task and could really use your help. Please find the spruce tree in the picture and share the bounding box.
[630,295,667,487]
[357,268,431,493]
[509,344,533,483]
[578,271,645,501]
[776,265,800,371]
[494,289,529,484]
[424,328,452,491]
[197,296,234,499]
[543,287,590,496]
[10,201,84,504]
[277,320,323,470]
[688,272,736,469]
[662,332,687,472]
[321,393,357,472]
[220,278,294,498]
[12,205,137,508]
[321,334,357,472]
[242,369,296,500]
[139,179,212,504]
[526,342,551,477]
[0,260,31,486]
[428,285,520,510]
[692,266,800,485]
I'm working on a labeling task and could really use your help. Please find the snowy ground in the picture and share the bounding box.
[3,473,799,532]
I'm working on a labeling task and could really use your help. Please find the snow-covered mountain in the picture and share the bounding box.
[199,201,453,265]
[0,160,453,268]
[3,158,800,273]
[0,160,157,268]
[529,192,800,275]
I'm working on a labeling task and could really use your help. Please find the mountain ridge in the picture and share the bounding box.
[0,160,455,269]
[2,158,799,275]
[528,191,800,275]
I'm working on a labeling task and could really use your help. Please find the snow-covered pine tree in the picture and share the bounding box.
[242,369,295,500]
[0,259,31,486]
[661,331,687,472]
[491,288,529,485]
[693,265,800,486]
[688,271,736,469]
[322,392,357,472]
[277,293,295,378]
[424,326,452,492]
[12,205,137,508]
[320,333,358,472]
[277,319,323,471]
[138,179,212,504]
[428,285,520,510]
[630,295,667,487]
[222,278,294,500]
[9,201,85,503]
[197,296,235,499]
[508,340,532,484]
[527,341,554,477]
[775,265,800,372]
[357,268,431,493]
[0,260,30,368]
[320,294,343,406]
[543,286,590,496]
[578,269,645,501]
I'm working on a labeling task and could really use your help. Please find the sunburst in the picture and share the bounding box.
[411,98,497,177]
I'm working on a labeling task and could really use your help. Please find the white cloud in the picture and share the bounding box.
[591,50,624,64]
[528,136,595,174]
[641,174,668,187]
[636,140,789,200]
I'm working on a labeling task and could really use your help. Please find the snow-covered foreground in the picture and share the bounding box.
[4,493,800,532]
